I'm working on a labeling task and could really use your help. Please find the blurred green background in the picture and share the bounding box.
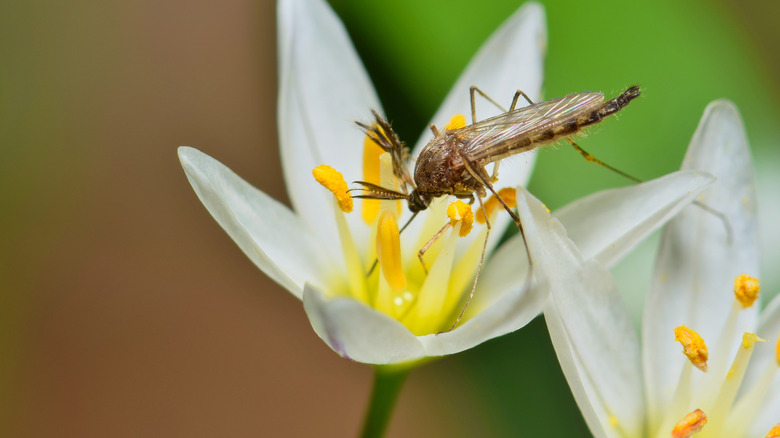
[1,0,777,436]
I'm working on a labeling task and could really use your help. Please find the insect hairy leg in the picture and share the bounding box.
[444,194,492,333]
[417,222,452,275]
[566,138,642,183]
[565,140,733,242]
[469,85,535,123]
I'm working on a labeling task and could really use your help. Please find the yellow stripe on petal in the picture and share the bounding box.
[376,211,406,292]
[675,325,709,372]
[312,165,353,213]
[734,274,760,308]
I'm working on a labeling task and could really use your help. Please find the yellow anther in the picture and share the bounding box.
[734,274,760,308]
[376,211,406,292]
[671,409,708,438]
[445,114,467,130]
[446,201,474,237]
[475,188,517,224]
[766,423,780,438]
[361,124,385,223]
[675,325,709,372]
[312,164,353,213]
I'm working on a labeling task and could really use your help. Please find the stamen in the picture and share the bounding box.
[445,114,467,130]
[313,165,353,213]
[675,325,709,372]
[376,211,406,292]
[361,128,385,222]
[671,409,707,438]
[705,332,764,434]
[446,201,474,237]
[734,274,760,308]
[722,332,778,436]
[766,423,780,438]
[674,325,709,372]
[475,188,517,224]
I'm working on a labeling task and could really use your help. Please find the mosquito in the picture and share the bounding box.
[352,85,642,331]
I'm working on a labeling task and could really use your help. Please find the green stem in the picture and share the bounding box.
[360,364,412,438]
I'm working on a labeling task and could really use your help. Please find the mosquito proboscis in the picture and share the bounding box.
[352,86,643,332]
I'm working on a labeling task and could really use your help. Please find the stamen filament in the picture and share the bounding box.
[700,332,763,438]
[655,362,694,438]
[722,334,778,436]
[330,198,367,302]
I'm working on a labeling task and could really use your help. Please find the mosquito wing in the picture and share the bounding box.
[458,92,605,163]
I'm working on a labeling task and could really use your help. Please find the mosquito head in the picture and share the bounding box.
[407,189,431,213]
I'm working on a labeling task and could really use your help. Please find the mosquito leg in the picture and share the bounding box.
[566,138,642,183]
[430,124,440,136]
[469,86,509,124]
[417,222,452,275]
[457,150,531,263]
[566,139,734,243]
[445,194,491,333]
[490,160,501,182]
[508,89,535,111]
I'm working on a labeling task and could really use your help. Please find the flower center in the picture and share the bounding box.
[654,275,779,438]
[310,117,517,335]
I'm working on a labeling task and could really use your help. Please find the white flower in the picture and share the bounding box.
[539,100,780,437]
[178,0,714,365]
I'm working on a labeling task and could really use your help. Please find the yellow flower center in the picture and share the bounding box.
[309,117,507,335]
[651,275,777,438]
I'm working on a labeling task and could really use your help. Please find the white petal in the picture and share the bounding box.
[413,2,546,159]
[418,187,547,356]
[410,3,547,257]
[642,100,760,425]
[302,284,425,364]
[556,170,714,267]
[530,186,644,437]
[277,0,380,253]
[179,147,334,299]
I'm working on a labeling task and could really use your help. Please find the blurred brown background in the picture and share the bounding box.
[1,0,512,436]
[1,0,777,436]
